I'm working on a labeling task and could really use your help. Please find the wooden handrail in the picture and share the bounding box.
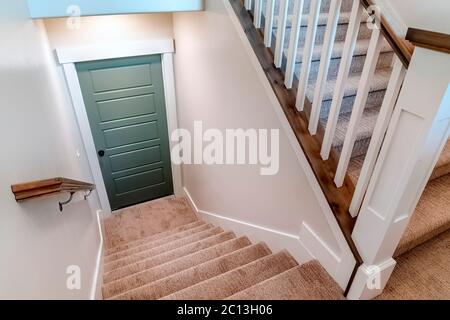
[360,0,413,68]
[406,28,450,55]
[11,177,95,204]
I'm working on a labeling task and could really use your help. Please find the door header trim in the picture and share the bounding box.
[56,39,175,64]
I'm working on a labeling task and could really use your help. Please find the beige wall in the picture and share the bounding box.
[172,0,342,258]
[0,1,101,299]
[376,0,450,34]
[44,13,173,48]
[0,0,353,297]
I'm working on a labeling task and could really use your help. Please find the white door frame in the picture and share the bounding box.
[57,39,183,216]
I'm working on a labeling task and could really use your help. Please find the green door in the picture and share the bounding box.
[76,55,173,210]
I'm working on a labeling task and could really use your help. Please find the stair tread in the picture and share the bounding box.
[430,139,450,181]
[226,260,344,300]
[290,37,392,63]
[309,68,391,103]
[395,173,450,257]
[273,11,354,29]
[104,226,224,272]
[379,229,450,300]
[320,105,380,150]
[103,197,198,250]
[103,235,251,299]
[111,242,272,300]
[103,231,238,284]
[104,221,205,256]
[104,223,213,263]
[160,250,299,300]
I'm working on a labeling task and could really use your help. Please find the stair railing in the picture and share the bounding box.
[237,0,450,299]
[246,0,413,217]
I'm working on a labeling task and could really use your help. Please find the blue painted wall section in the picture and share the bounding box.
[27,0,204,18]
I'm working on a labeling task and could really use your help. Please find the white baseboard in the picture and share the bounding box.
[90,210,104,300]
[347,259,397,300]
[184,187,354,290]
[299,222,353,289]
[183,187,313,265]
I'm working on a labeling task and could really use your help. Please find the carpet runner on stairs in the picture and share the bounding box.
[101,197,344,300]
[395,172,450,257]
[264,0,394,173]
[430,139,450,181]
[378,229,450,300]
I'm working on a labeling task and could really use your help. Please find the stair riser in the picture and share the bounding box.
[103,237,251,299]
[104,224,214,263]
[430,163,450,181]
[161,251,299,300]
[103,232,238,284]
[271,0,354,15]
[274,20,372,50]
[104,227,223,272]
[104,221,205,256]
[295,51,393,83]
[334,136,372,159]
[319,89,386,119]
[112,243,272,300]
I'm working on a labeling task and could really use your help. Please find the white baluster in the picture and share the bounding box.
[309,0,342,134]
[264,0,276,47]
[254,0,262,28]
[321,0,364,160]
[349,57,406,217]
[295,0,321,111]
[334,28,384,187]
[245,0,253,10]
[274,0,290,68]
[285,0,305,89]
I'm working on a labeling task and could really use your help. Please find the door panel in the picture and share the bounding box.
[109,146,162,172]
[114,168,164,194]
[103,121,159,148]
[90,64,153,92]
[76,55,173,210]
[97,94,156,122]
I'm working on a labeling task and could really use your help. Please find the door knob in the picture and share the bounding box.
[98,150,105,157]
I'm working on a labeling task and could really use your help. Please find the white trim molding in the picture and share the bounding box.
[58,39,182,215]
[56,39,175,64]
[90,210,104,300]
[298,222,354,289]
[347,258,397,300]
[183,187,314,265]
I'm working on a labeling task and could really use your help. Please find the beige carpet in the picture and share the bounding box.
[395,173,450,256]
[430,140,450,181]
[102,197,344,300]
[378,229,450,300]
[103,197,198,249]
[227,261,346,300]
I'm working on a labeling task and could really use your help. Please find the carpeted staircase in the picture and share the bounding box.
[377,141,450,300]
[268,0,391,160]
[101,197,345,300]
[251,0,450,299]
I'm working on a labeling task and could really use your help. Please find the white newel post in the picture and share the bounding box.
[347,48,450,300]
